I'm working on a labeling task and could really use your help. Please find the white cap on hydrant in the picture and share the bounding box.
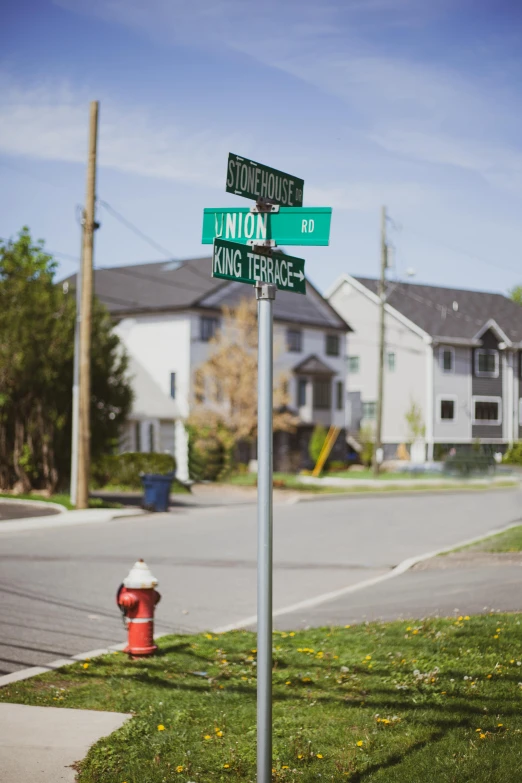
[123,559,158,589]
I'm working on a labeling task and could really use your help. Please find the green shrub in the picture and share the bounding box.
[444,451,495,476]
[308,424,328,467]
[91,452,176,489]
[327,460,349,472]
[188,431,227,481]
[503,442,522,465]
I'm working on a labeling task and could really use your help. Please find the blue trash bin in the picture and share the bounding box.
[140,472,175,512]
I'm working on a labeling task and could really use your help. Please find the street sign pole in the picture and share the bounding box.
[255,279,275,783]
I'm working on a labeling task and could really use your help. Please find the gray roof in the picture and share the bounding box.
[292,354,337,375]
[355,277,522,344]
[65,257,350,332]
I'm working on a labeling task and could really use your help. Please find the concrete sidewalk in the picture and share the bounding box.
[0,507,144,534]
[0,702,130,782]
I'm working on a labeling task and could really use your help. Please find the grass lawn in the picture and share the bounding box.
[0,493,122,511]
[3,615,522,781]
[459,525,522,554]
[224,473,516,496]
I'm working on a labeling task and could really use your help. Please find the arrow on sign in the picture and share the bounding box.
[292,269,305,282]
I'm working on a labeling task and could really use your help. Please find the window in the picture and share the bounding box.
[135,421,141,452]
[297,378,307,407]
[387,352,396,372]
[347,356,360,373]
[170,372,176,399]
[287,329,302,353]
[439,399,455,420]
[475,349,499,377]
[362,401,377,420]
[200,316,219,342]
[473,397,501,424]
[325,334,340,356]
[149,422,155,452]
[313,378,331,409]
[439,347,454,373]
[336,381,343,410]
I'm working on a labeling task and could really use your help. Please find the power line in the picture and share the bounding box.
[97,200,176,259]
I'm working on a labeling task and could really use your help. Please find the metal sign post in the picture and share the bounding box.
[255,279,275,783]
[203,152,329,782]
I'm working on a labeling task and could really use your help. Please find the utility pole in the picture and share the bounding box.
[76,101,99,509]
[373,205,387,477]
[70,214,84,506]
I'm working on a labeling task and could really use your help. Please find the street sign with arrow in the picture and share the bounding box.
[212,238,306,295]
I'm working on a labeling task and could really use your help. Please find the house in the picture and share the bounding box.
[327,274,522,460]
[69,256,351,479]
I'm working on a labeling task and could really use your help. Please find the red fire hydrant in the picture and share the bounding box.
[117,559,161,658]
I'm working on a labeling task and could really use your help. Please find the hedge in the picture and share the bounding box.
[91,452,176,489]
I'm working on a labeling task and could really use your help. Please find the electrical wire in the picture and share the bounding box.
[97,200,176,260]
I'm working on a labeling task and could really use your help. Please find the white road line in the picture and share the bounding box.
[1,519,520,688]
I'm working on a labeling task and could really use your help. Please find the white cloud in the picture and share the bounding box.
[0,75,246,187]
[53,0,522,197]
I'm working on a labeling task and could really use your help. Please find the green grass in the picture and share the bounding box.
[224,474,516,496]
[457,525,522,554]
[3,615,522,781]
[0,493,122,511]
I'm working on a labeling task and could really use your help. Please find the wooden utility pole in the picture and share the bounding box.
[373,205,387,478]
[76,101,99,509]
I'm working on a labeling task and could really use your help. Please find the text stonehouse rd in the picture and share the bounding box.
[226,153,304,207]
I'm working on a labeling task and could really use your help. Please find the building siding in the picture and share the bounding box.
[433,345,472,441]
[471,330,503,440]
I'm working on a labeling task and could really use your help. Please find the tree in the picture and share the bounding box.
[404,399,425,444]
[509,286,522,305]
[309,424,328,466]
[0,227,133,492]
[188,297,297,464]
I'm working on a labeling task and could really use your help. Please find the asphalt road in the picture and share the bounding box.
[0,502,59,521]
[0,487,521,675]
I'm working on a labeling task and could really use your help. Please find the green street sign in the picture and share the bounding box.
[226,153,304,207]
[212,238,306,295]
[202,207,331,246]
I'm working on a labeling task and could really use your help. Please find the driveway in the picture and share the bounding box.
[0,487,520,675]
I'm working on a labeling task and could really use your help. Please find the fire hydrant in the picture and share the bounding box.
[117,559,161,658]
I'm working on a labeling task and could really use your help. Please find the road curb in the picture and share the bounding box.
[293,481,519,503]
[211,519,522,633]
[0,508,144,534]
[2,519,521,689]
[0,497,67,513]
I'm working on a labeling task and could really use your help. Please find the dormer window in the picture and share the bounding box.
[475,349,499,378]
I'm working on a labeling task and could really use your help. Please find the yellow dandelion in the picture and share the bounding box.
[464,615,470,620]
[494,635,499,639]
[316,753,323,759]
[176,765,184,773]
[297,754,303,759]
[82,663,89,669]
[412,629,419,635]
[487,674,493,678]
[475,728,482,732]
[204,734,212,740]
[216,730,223,738]
[224,763,230,769]
[365,655,372,660]
[157,724,165,731]
[480,733,486,740]
[356,740,364,747]
[282,765,289,769]
[285,680,291,685]
[289,632,295,636]
[498,723,503,727]
[406,626,411,631]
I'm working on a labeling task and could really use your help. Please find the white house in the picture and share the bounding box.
[328,274,522,460]
[71,256,351,479]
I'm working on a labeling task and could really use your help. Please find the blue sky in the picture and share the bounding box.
[1,0,522,296]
